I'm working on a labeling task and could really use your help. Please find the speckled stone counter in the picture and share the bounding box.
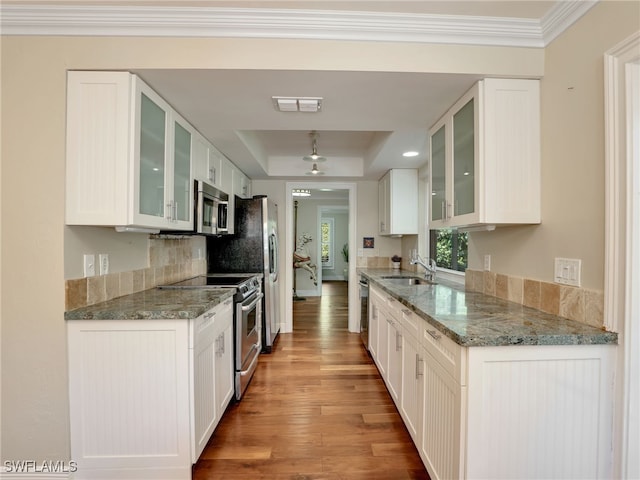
[64,287,235,320]
[360,268,617,347]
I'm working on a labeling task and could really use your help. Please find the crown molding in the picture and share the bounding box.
[0,1,598,48]
[541,0,598,45]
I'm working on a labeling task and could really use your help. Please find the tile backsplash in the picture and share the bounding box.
[465,269,605,329]
[65,237,206,311]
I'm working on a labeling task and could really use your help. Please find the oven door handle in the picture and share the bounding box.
[240,343,261,376]
[241,293,264,312]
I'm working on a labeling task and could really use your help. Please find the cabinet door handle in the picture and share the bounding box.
[165,202,173,220]
[396,330,402,351]
[220,333,225,355]
[402,309,411,315]
[204,312,215,320]
[173,201,178,221]
[427,329,442,341]
[416,354,424,379]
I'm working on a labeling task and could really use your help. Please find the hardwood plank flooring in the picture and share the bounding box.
[193,281,430,480]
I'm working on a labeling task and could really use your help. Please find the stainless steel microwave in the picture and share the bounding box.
[196,180,229,235]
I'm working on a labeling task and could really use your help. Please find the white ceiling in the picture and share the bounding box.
[2,1,589,181]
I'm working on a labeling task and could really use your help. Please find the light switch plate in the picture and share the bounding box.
[83,254,96,277]
[484,254,491,271]
[554,257,581,287]
[99,254,109,275]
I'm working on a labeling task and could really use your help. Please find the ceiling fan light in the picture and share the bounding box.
[305,163,325,176]
[303,135,327,162]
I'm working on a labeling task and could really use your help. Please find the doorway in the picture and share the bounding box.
[604,31,639,479]
[284,182,358,334]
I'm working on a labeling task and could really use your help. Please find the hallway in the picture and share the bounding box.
[193,281,429,479]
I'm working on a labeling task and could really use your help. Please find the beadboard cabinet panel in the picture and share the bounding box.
[68,320,191,479]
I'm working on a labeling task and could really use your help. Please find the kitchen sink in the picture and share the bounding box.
[381,276,437,286]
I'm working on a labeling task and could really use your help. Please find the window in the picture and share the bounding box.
[321,218,334,268]
[429,229,468,272]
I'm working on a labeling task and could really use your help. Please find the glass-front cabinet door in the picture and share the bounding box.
[134,79,193,230]
[452,98,475,219]
[139,92,167,220]
[173,118,192,224]
[430,123,447,226]
[428,82,479,228]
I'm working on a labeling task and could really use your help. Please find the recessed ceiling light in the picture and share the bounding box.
[403,151,419,157]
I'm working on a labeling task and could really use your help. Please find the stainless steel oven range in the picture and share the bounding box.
[159,274,262,400]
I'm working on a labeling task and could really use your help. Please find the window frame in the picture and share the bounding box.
[429,229,468,274]
[320,217,335,268]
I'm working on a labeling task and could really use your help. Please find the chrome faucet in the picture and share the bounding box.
[410,250,437,282]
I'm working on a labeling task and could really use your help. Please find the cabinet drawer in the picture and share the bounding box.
[191,308,217,348]
[400,307,420,340]
[422,325,467,385]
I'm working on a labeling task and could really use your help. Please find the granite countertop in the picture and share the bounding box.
[360,268,617,347]
[64,288,235,320]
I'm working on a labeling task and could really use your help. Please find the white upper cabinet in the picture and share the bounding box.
[66,71,193,231]
[232,164,252,200]
[192,134,228,192]
[378,169,418,236]
[429,78,541,230]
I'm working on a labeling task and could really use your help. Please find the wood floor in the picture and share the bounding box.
[193,281,430,480]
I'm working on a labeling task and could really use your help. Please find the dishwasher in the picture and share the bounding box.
[359,276,369,349]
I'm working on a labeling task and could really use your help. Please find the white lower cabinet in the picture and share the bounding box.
[385,312,402,404]
[419,346,465,480]
[399,325,422,445]
[368,285,615,480]
[213,300,234,423]
[68,299,234,479]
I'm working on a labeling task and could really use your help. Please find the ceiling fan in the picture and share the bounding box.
[305,163,325,176]
[302,131,326,163]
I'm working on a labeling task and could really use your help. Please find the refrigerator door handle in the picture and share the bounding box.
[269,233,279,282]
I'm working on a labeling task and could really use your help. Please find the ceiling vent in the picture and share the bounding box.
[272,96,323,113]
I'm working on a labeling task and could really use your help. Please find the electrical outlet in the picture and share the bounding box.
[83,254,96,277]
[484,254,491,271]
[554,258,581,287]
[99,254,109,275]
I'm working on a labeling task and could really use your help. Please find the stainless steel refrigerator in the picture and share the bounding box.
[207,195,280,352]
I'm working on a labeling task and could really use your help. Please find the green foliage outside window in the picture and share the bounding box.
[430,230,468,272]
